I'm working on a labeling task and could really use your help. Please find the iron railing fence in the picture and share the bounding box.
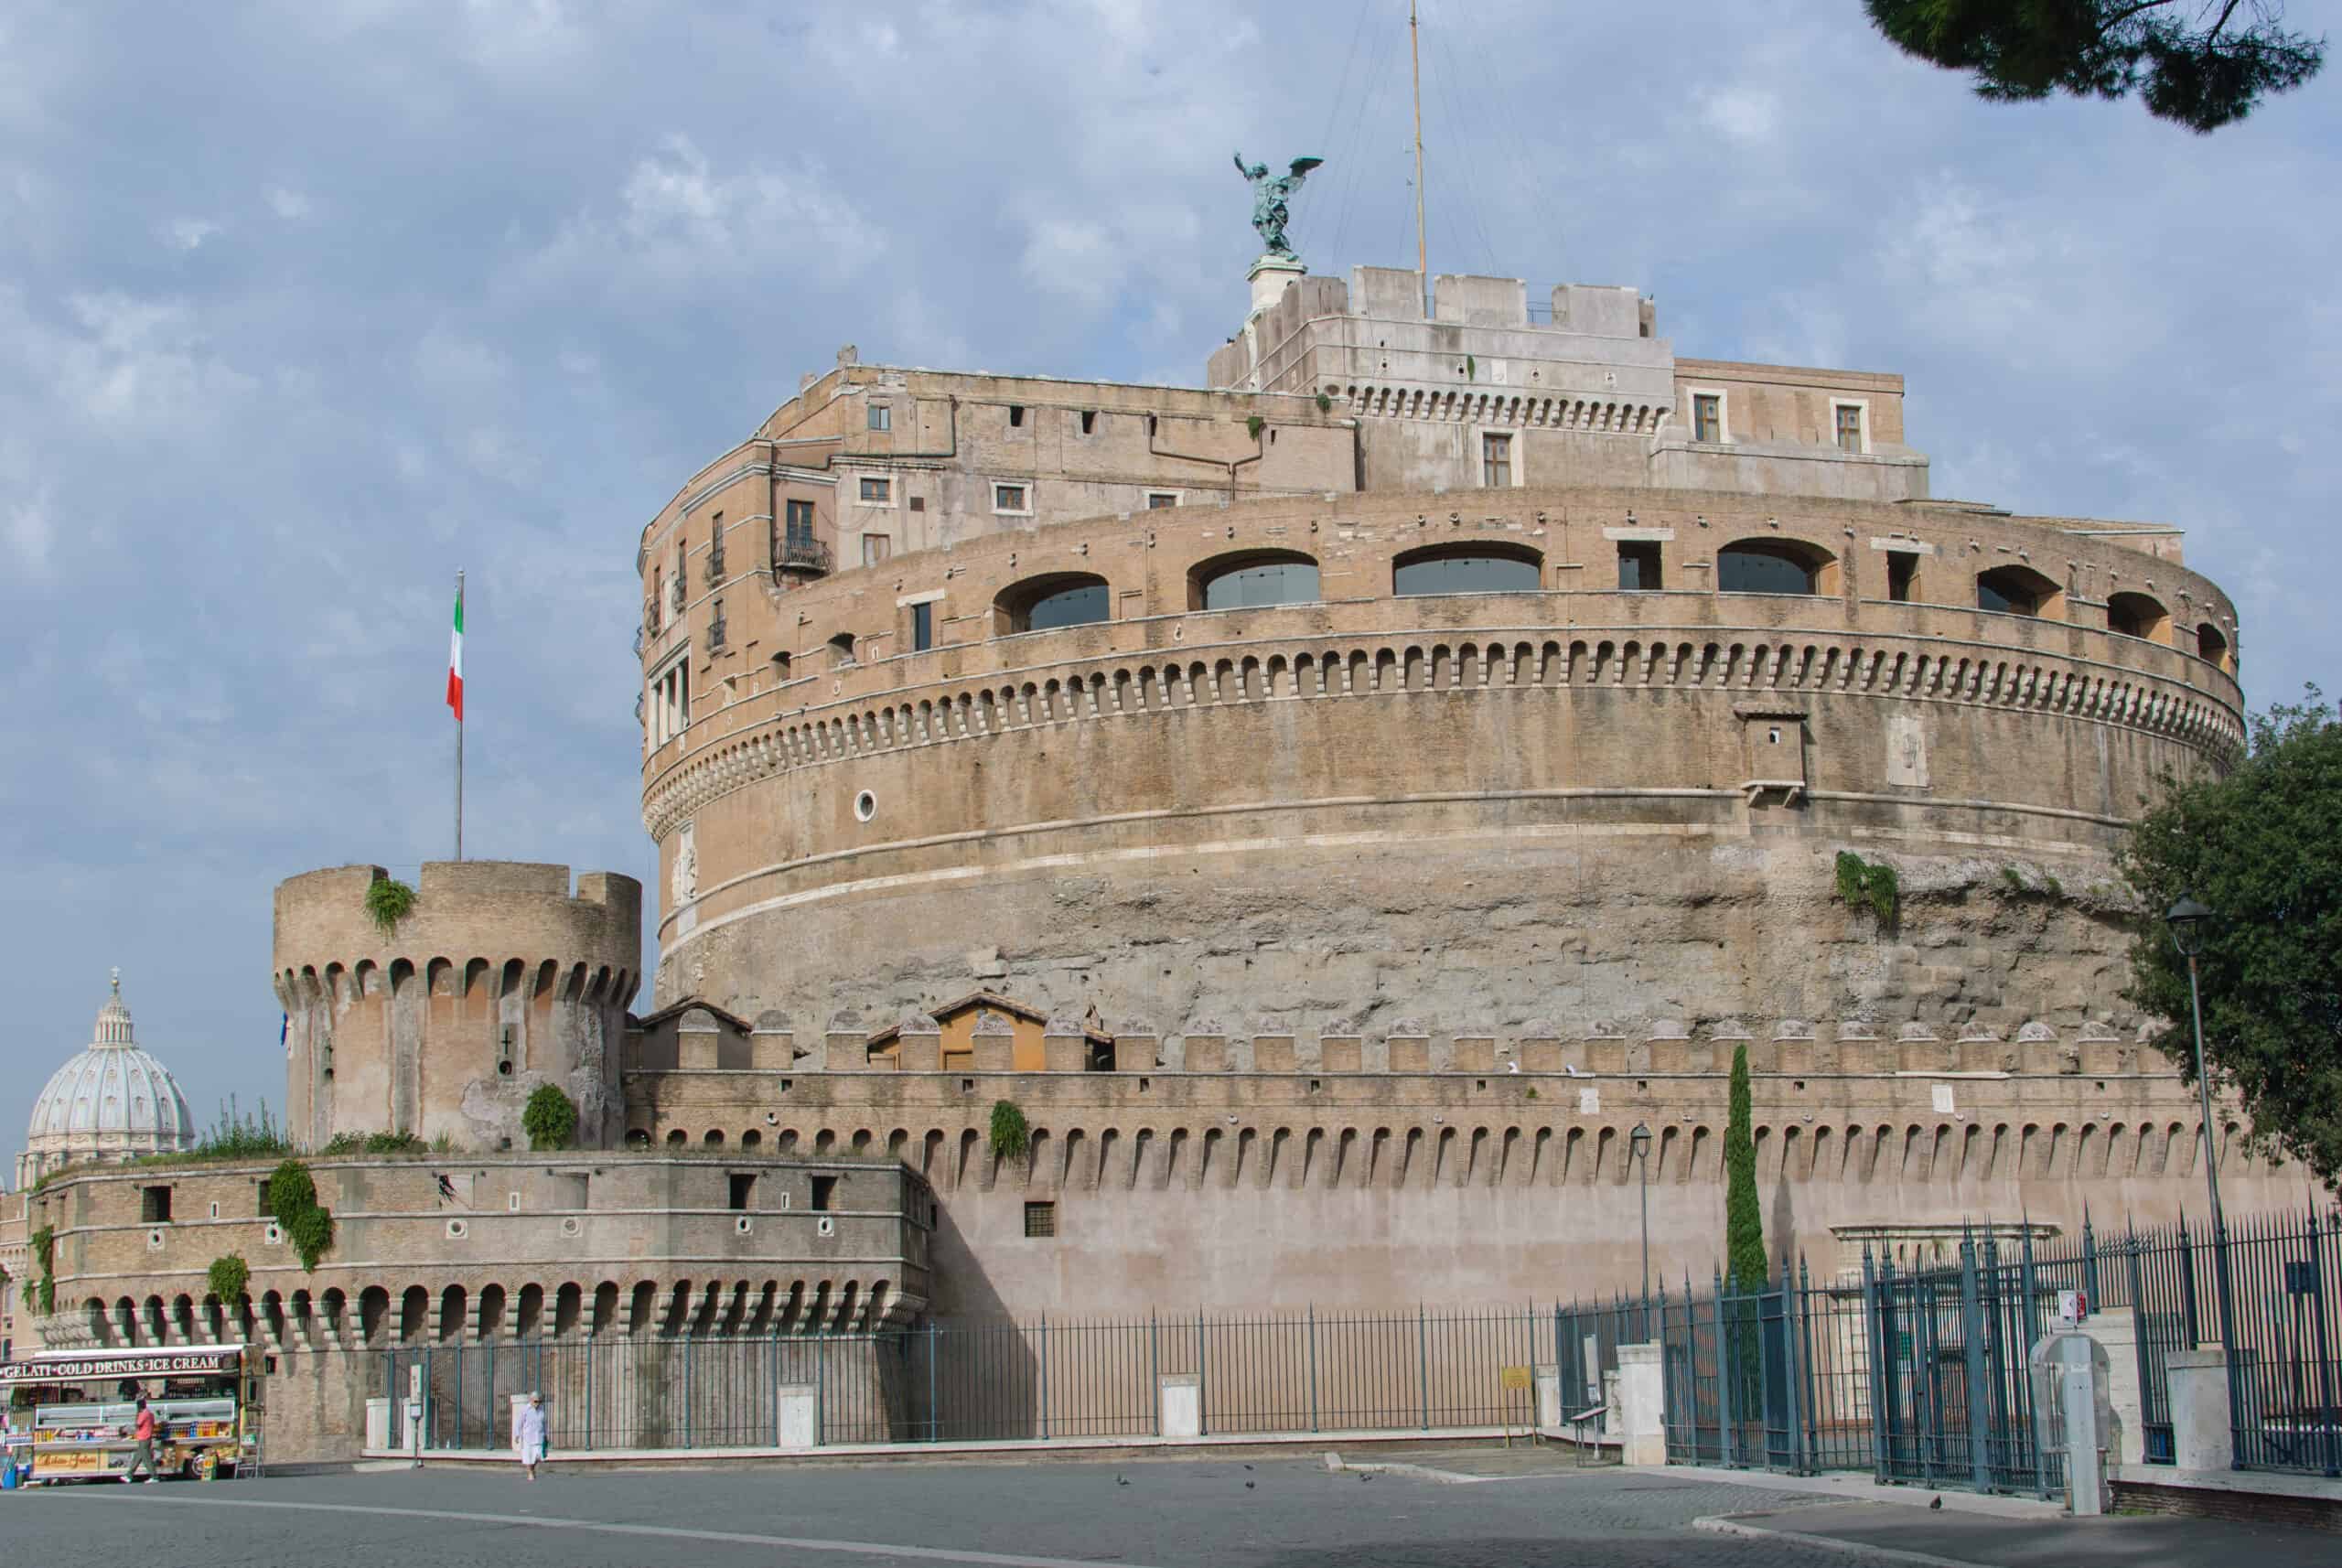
[381,1306,1557,1453]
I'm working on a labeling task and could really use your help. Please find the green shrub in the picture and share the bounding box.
[1834,851,1899,928]
[521,1084,580,1151]
[1315,391,1332,413]
[988,1099,1030,1162]
[1245,414,1266,440]
[264,1158,333,1272]
[363,875,415,935]
[207,1253,249,1305]
[320,1130,429,1156]
[194,1097,290,1159]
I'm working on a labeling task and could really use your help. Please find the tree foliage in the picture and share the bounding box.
[1724,1044,1767,1288]
[521,1084,580,1151]
[1866,1,2326,132]
[2119,688,2342,1185]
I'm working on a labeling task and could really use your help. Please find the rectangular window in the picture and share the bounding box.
[141,1186,172,1223]
[867,404,891,432]
[1692,393,1723,444]
[1481,433,1513,488]
[726,1174,755,1212]
[707,514,725,581]
[1835,403,1864,454]
[1079,411,1096,435]
[1617,541,1662,591]
[910,601,933,652]
[994,483,1028,513]
[858,477,891,504]
[1008,404,1025,428]
[1146,492,1179,510]
[862,534,892,567]
[785,499,816,549]
[1886,551,1918,603]
[811,1176,838,1212]
[1023,1200,1057,1238]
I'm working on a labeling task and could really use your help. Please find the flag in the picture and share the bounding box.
[446,581,465,721]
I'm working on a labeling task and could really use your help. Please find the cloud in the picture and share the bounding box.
[264,186,310,219]
[1700,85,1781,145]
[163,216,222,251]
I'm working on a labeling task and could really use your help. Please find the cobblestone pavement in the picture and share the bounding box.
[0,1456,2285,1567]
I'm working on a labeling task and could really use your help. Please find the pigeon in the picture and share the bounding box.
[1929,1496,1942,1510]
[1243,1464,1253,1470]
[1245,1481,1255,1489]
[1117,1476,1130,1487]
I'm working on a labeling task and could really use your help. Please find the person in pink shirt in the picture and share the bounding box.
[120,1397,159,1484]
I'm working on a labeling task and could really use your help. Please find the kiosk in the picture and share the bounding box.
[0,1344,248,1485]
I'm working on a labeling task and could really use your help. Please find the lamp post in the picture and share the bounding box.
[1630,1122,1653,1306]
[2165,895,2240,1444]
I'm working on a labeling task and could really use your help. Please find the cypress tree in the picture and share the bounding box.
[1724,1042,1767,1289]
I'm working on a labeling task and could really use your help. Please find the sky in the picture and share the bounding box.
[3,1,2335,1165]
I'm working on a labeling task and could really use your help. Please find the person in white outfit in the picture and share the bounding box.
[513,1391,547,1480]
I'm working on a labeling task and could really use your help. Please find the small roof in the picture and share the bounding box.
[631,997,755,1034]
[865,991,1113,1047]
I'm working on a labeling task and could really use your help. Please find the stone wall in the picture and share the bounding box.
[621,1022,2303,1317]
[274,862,641,1151]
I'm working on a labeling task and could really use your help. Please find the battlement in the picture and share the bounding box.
[273,862,643,1155]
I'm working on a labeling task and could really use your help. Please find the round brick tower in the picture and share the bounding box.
[274,861,641,1151]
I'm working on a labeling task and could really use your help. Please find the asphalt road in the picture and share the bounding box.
[0,1455,2326,1567]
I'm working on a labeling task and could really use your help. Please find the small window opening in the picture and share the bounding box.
[1008,404,1025,428]
[867,404,891,432]
[994,483,1028,512]
[1086,1038,1116,1071]
[1079,411,1095,435]
[811,1176,838,1212]
[1617,540,1662,591]
[829,631,856,664]
[770,650,792,680]
[1481,433,1512,487]
[141,1186,172,1223]
[1145,414,1157,438]
[727,1173,755,1211]
[1146,491,1179,510]
[910,602,934,652]
[1692,393,1723,444]
[858,476,891,504]
[1023,1200,1058,1238]
[1886,551,1918,603]
[1834,404,1864,453]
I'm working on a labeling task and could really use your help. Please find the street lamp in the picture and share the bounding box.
[1629,1122,1653,1305]
[2165,896,2239,1384]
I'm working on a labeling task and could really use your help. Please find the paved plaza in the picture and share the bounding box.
[2,1452,2335,1568]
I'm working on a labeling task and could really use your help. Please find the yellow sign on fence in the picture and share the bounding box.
[1499,1364,1533,1392]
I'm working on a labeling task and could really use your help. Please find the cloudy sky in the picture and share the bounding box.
[3,1,2334,1158]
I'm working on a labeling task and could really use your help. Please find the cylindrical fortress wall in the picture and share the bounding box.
[274,862,642,1151]
[642,487,2240,1041]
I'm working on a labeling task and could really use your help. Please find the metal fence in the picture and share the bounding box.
[1555,1205,2342,1493]
[381,1306,1554,1453]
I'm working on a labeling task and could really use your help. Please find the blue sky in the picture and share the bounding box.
[4,1,2334,1161]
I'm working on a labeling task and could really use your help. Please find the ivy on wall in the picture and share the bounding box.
[988,1100,1030,1162]
[264,1158,335,1272]
[29,1224,56,1315]
[207,1253,250,1305]
[1834,850,1900,929]
[363,875,415,935]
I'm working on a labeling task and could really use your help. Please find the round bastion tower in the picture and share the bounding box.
[274,862,641,1151]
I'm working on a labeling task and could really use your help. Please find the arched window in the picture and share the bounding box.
[2106,591,2168,643]
[2197,621,2232,671]
[1188,550,1320,611]
[1976,564,2062,618]
[827,631,856,664]
[1717,538,1836,596]
[994,572,1110,634]
[1391,542,1543,596]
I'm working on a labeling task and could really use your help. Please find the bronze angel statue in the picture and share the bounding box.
[1234,152,1324,258]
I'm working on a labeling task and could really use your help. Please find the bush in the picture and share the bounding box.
[264,1158,333,1272]
[521,1084,580,1151]
[194,1097,290,1159]
[30,1224,56,1315]
[207,1254,249,1305]
[1834,851,1899,928]
[988,1099,1030,1162]
[363,875,415,935]
[321,1130,428,1156]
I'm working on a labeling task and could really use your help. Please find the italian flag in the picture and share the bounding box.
[446,582,465,721]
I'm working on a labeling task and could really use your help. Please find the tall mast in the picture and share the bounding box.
[1411,0,1427,314]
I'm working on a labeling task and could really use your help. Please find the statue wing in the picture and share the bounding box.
[1288,157,1325,176]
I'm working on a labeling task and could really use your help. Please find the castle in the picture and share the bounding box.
[4,253,2302,1458]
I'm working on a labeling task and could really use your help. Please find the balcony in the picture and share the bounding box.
[777,536,833,577]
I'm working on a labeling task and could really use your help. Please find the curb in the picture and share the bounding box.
[1693,1513,1996,1568]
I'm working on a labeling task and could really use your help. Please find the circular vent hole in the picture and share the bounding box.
[854,789,877,822]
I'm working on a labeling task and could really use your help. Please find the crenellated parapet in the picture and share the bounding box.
[274,862,642,1152]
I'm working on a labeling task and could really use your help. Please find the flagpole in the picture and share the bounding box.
[454,567,465,862]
